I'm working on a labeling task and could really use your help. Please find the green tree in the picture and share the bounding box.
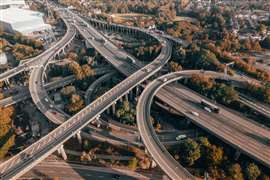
[245,163,261,180]
[0,105,15,159]
[128,157,138,170]
[213,83,239,105]
[206,145,224,166]
[179,138,201,166]
[169,61,182,72]
[261,35,270,49]
[227,163,244,180]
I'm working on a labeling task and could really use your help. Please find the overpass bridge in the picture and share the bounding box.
[137,70,270,171]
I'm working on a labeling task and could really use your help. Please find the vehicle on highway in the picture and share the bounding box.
[176,134,187,141]
[162,78,167,82]
[201,99,220,113]
[145,68,151,73]
[112,174,120,179]
[191,111,199,116]
[204,107,212,113]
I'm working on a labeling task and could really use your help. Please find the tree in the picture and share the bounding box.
[116,101,136,125]
[128,157,138,170]
[169,61,182,72]
[179,138,201,166]
[227,163,244,180]
[0,105,15,159]
[261,35,270,49]
[83,139,91,151]
[81,64,95,77]
[206,145,224,166]
[213,83,239,105]
[245,163,261,180]
[65,94,84,114]
[61,85,76,100]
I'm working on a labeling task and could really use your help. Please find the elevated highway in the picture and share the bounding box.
[0,67,111,107]
[138,70,270,171]
[84,71,116,105]
[0,7,173,179]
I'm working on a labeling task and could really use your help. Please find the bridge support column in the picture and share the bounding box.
[184,78,188,84]
[125,94,128,102]
[185,119,191,128]
[57,145,67,160]
[151,159,157,168]
[234,150,241,160]
[129,90,133,100]
[144,148,148,154]
[112,102,116,115]
[119,97,123,103]
[136,86,140,97]
[106,108,110,114]
[76,131,82,144]
[4,79,10,86]
[43,73,47,83]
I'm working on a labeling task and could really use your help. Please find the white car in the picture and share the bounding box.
[44,98,49,102]
[191,111,199,116]
[162,78,167,82]
[176,134,187,141]
[146,68,151,73]
[204,107,212,113]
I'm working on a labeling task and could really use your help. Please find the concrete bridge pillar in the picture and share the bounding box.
[61,48,65,55]
[184,78,188,84]
[57,145,67,160]
[106,108,110,114]
[76,131,82,144]
[185,119,191,128]
[151,159,157,168]
[129,90,133,100]
[144,148,148,154]
[112,102,116,115]
[43,72,47,83]
[234,150,241,160]
[4,79,10,86]
[135,86,140,97]
[119,96,123,103]
[125,94,128,102]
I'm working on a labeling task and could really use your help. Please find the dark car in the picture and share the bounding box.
[112,174,120,179]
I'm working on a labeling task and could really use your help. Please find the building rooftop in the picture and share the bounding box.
[0,7,51,35]
[0,53,7,65]
[0,7,44,24]
[0,0,26,6]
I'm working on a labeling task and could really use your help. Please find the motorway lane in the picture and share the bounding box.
[21,161,155,180]
[167,84,270,140]
[85,72,116,105]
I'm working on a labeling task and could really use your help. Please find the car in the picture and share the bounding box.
[162,78,167,82]
[204,107,212,113]
[44,98,49,102]
[191,111,199,116]
[49,104,54,108]
[145,68,151,72]
[176,134,187,141]
[112,174,120,179]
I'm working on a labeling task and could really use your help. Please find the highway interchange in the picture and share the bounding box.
[0,1,270,180]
